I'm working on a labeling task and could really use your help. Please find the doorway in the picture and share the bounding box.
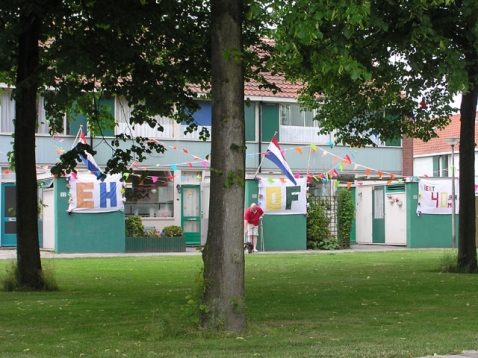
[181,185,201,245]
[372,186,385,243]
[1,183,17,247]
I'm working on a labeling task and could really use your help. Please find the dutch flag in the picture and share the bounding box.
[265,137,297,185]
[77,130,103,179]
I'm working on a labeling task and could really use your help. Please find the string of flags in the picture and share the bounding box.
[20,131,410,189]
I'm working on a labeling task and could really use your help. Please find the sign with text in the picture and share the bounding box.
[417,178,459,215]
[67,173,124,213]
[257,177,307,215]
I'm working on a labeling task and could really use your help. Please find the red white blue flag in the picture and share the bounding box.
[265,137,297,185]
[77,129,103,179]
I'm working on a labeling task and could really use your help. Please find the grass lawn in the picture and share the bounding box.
[0,250,477,357]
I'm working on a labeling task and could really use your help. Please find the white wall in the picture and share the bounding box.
[384,192,406,245]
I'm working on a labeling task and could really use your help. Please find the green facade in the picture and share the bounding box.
[245,179,306,251]
[406,182,458,248]
[54,177,125,253]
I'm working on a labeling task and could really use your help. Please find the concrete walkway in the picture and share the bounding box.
[0,243,415,260]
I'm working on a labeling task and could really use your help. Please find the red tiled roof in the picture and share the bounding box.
[244,73,302,98]
[413,112,478,155]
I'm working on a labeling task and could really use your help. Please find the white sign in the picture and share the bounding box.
[417,178,459,215]
[257,177,307,215]
[68,173,124,213]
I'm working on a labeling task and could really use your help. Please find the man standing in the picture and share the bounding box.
[244,203,264,252]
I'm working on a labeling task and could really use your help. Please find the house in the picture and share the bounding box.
[0,77,406,251]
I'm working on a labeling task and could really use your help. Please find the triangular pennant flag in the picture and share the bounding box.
[182,148,188,154]
[335,181,340,188]
[310,144,317,152]
[321,152,327,157]
[365,168,371,176]
[268,178,275,183]
[386,180,392,184]
[294,147,303,154]
[342,155,351,165]
[333,156,338,162]
[347,182,352,189]
[170,164,177,171]
[353,164,359,170]
[338,163,343,172]
[172,145,177,150]
[151,176,158,183]
[193,156,200,160]
[390,174,395,180]
[201,160,208,168]
[188,162,193,168]
[294,171,300,178]
[279,178,286,183]
[378,171,383,179]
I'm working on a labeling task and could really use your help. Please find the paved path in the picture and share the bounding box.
[0,243,415,260]
[417,352,478,358]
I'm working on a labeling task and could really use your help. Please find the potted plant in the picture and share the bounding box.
[125,221,186,253]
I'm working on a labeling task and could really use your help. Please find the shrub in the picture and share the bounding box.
[306,197,332,250]
[1,260,58,292]
[125,215,144,238]
[162,225,183,237]
[337,189,355,249]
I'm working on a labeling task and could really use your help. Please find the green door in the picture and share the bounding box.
[181,185,201,245]
[1,183,17,247]
[372,186,385,243]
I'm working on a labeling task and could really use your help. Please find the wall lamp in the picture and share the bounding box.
[176,184,182,194]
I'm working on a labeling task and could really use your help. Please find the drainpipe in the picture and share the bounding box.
[258,102,262,174]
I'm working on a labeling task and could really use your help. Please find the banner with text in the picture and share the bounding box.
[417,178,459,215]
[257,177,307,215]
[68,173,124,213]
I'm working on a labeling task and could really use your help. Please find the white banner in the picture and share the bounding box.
[257,177,307,215]
[68,173,124,213]
[417,178,459,215]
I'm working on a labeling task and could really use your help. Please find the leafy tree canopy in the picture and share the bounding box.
[272,0,477,146]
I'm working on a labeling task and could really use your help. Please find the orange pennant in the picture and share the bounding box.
[333,156,338,162]
[347,182,352,189]
[294,147,303,154]
[182,148,188,154]
[378,171,383,179]
[365,168,371,176]
[390,174,395,180]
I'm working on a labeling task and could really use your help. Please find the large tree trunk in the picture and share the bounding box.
[457,87,478,272]
[202,0,246,331]
[14,11,44,288]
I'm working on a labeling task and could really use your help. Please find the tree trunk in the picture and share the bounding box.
[202,0,246,331]
[457,87,478,272]
[14,11,44,289]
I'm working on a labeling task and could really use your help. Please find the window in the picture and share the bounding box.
[279,103,332,143]
[433,155,448,177]
[116,97,173,138]
[124,171,174,217]
[0,90,15,133]
[181,100,212,139]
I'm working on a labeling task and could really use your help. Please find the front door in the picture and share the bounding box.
[1,183,17,247]
[372,186,385,243]
[181,185,201,245]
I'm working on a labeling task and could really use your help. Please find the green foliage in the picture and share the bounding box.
[1,260,58,292]
[337,189,355,249]
[306,197,333,250]
[162,225,183,237]
[125,215,144,238]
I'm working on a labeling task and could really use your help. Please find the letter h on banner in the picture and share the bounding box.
[100,182,117,208]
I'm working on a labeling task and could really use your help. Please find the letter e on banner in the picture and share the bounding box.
[77,183,95,208]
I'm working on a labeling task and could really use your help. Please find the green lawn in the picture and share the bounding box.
[0,250,477,357]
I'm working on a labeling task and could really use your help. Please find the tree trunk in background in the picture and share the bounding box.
[14,12,44,288]
[202,0,246,331]
[458,87,478,272]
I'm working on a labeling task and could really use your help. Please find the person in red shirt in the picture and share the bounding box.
[244,203,264,253]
